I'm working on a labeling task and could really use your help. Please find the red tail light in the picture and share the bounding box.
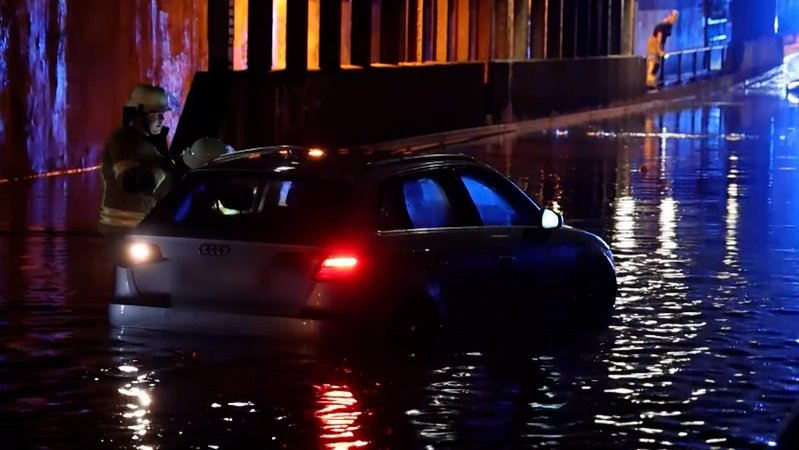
[124,242,164,266]
[313,255,359,281]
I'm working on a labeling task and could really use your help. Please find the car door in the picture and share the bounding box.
[375,168,488,319]
[451,166,565,308]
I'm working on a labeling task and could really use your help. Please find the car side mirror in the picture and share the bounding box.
[540,208,563,230]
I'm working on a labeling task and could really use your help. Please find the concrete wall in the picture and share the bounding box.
[173,56,648,153]
[0,0,207,179]
[172,63,488,152]
[730,34,785,75]
[487,56,648,123]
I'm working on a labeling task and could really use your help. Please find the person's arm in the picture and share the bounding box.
[656,32,665,56]
[109,140,163,195]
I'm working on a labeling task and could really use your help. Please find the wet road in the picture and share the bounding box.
[5,76,799,449]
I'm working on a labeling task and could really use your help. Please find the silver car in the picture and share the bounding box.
[110,146,617,339]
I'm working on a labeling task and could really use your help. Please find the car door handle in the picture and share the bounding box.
[408,250,447,267]
[499,255,515,268]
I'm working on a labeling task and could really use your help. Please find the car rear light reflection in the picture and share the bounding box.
[313,256,358,281]
[126,242,164,266]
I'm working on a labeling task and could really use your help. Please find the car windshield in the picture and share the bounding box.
[139,171,353,244]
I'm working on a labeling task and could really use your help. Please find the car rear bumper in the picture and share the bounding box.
[108,303,330,338]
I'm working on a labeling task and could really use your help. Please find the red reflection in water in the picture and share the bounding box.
[314,384,369,449]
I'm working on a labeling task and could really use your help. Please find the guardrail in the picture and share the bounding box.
[659,45,727,86]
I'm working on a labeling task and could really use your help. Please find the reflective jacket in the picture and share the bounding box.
[98,127,173,233]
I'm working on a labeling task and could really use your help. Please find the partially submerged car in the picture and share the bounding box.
[110,146,617,339]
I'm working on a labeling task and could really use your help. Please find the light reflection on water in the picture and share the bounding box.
[315,383,368,449]
[6,90,799,448]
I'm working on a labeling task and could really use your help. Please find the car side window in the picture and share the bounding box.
[378,175,456,231]
[459,172,536,226]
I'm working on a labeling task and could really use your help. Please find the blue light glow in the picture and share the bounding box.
[462,176,516,226]
[402,178,452,228]
[54,0,68,166]
[278,181,292,207]
[174,184,207,222]
[0,11,8,93]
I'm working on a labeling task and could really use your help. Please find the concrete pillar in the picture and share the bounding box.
[247,0,273,70]
[446,0,456,60]
[351,0,372,66]
[731,0,776,42]
[319,0,341,69]
[621,0,635,55]
[286,0,309,71]
[434,0,449,61]
[309,0,321,69]
[493,0,510,59]
[454,0,471,60]
[468,0,478,59]
[753,0,777,38]
[513,0,529,59]
[208,0,233,71]
[598,0,607,55]
[341,2,352,65]
[591,0,602,56]
[609,0,621,54]
[371,1,382,63]
[476,0,493,60]
[380,0,403,64]
[421,0,435,61]
[546,0,563,58]
[562,0,577,58]
[576,0,593,58]
[530,0,545,58]
[405,0,419,61]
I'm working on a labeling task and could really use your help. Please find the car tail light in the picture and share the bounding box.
[124,242,164,266]
[313,255,359,281]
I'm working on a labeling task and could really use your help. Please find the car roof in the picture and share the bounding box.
[193,145,479,183]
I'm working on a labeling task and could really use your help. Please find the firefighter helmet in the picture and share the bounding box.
[182,137,234,169]
[126,84,180,113]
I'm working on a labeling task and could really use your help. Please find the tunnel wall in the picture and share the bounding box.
[175,58,647,153]
[172,63,488,151]
[486,57,648,123]
[0,0,786,179]
[0,0,207,179]
[726,34,785,76]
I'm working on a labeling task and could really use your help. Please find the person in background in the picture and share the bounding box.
[647,10,679,89]
[98,84,180,237]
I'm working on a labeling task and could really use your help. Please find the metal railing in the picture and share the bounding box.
[659,45,728,86]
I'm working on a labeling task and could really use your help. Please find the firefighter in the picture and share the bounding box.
[98,84,180,235]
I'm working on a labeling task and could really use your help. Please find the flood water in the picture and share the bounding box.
[5,76,799,448]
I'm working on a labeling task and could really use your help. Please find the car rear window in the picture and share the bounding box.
[139,171,353,244]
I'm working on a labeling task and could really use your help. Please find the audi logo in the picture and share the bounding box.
[199,243,231,256]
